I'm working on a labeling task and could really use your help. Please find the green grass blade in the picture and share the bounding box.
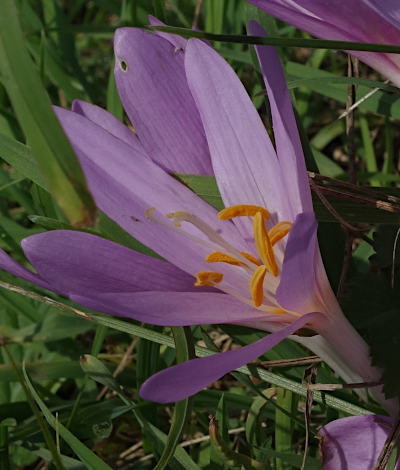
[275,388,295,470]
[0,0,96,225]
[0,132,48,189]
[149,25,400,53]
[22,363,113,470]
[153,327,193,470]
[359,114,380,186]
[0,281,375,416]
[2,348,66,470]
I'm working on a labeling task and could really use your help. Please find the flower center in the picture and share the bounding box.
[195,205,292,308]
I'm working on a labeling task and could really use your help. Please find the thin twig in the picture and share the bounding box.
[301,365,317,470]
[304,380,380,391]
[391,227,400,288]
[132,427,246,464]
[338,79,390,120]
[346,56,359,184]
[337,233,355,299]
[310,179,372,245]
[192,0,203,28]
[97,337,139,400]
[0,280,93,320]
[254,355,322,369]
[308,171,400,204]
[337,57,359,298]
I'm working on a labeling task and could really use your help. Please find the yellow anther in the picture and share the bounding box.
[206,252,242,266]
[253,212,279,276]
[195,271,224,287]
[268,221,292,246]
[218,205,270,220]
[240,251,261,266]
[249,265,267,307]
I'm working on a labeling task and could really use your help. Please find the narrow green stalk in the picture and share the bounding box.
[1,343,66,470]
[150,26,400,53]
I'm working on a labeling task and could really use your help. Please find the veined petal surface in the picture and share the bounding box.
[70,291,265,326]
[0,248,52,291]
[71,100,142,151]
[54,107,249,293]
[21,230,198,295]
[114,28,212,175]
[249,21,312,217]
[276,212,319,313]
[185,38,291,236]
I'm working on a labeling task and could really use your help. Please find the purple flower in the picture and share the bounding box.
[0,21,393,408]
[318,414,400,469]
[247,0,400,86]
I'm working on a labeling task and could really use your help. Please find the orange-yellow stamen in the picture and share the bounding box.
[240,251,261,266]
[253,212,279,276]
[195,271,223,287]
[206,252,242,266]
[218,205,270,221]
[249,265,267,307]
[268,221,292,246]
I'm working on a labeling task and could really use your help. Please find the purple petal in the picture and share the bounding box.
[185,38,291,246]
[247,0,400,86]
[366,0,400,30]
[319,415,399,470]
[292,0,400,44]
[70,291,265,326]
[139,312,322,402]
[113,28,212,175]
[71,100,143,151]
[21,230,197,295]
[0,248,52,291]
[249,21,312,217]
[148,15,187,50]
[54,107,248,289]
[276,212,318,313]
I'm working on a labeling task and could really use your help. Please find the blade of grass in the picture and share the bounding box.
[1,344,66,470]
[153,327,194,470]
[22,362,113,470]
[149,25,400,53]
[359,114,379,186]
[275,388,296,470]
[0,0,96,225]
[0,279,373,417]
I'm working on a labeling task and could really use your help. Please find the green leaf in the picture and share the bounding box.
[0,0,96,225]
[176,173,400,225]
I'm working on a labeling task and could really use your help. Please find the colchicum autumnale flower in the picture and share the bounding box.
[0,19,393,409]
[247,0,400,87]
[318,414,400,469]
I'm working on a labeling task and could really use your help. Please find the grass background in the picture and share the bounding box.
[1,1,400,469]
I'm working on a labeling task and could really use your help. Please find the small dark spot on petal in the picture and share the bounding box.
[130,216,140,222]
[119,59,128,72]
